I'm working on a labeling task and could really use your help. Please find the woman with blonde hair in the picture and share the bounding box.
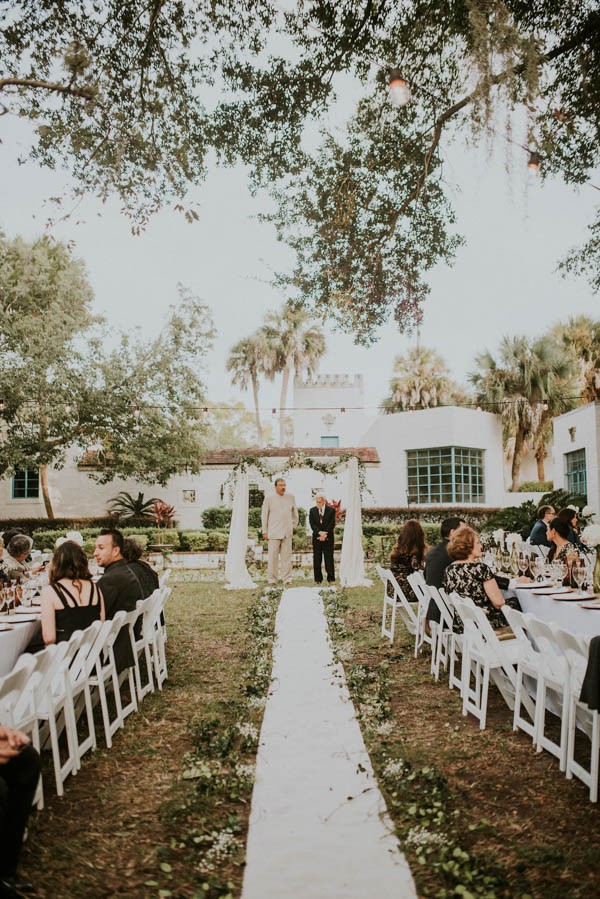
[443,525,520,630]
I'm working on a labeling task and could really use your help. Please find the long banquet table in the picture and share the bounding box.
[0,617,41,677]
[512,585,600,639]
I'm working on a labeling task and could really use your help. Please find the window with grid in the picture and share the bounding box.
[564,448,587,496]
[406,447,485,504]
[320,436,339,448]
[12,468,40,499]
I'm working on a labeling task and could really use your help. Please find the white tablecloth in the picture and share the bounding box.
[515,588,600,638]
[0,620,41,677]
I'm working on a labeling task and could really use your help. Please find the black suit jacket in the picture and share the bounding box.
[309,505,336,542]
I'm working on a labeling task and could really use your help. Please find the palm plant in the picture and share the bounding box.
[547,315,600,403]
[381,346,466,411]
[226,332,270,445]
[107,491,161,519]
[470,336,577,491]
[260,303,326,446]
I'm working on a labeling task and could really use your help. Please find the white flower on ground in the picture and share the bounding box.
[382,759,406,779]
[375,721,394,736]
[405,826,449,849]
[236,722,259,741]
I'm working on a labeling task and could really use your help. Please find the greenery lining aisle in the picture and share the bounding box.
[323,586,600,899]
[21,583,281,899]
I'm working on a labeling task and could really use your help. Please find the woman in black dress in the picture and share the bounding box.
[388,519,427,601]
[40,541,105,644]
[122,538,159,599]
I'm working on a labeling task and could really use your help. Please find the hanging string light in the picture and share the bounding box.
[388,69,411,107]
[527,150,541,172]
[133,406,141,418]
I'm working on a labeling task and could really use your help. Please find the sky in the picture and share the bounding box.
[0,88,598,419]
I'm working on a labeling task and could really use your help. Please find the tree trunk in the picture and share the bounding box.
[535,448,546,481]
[279,361,292,446]
[511,428,527,492]
[251,373,263,445]
[40,463,55,519]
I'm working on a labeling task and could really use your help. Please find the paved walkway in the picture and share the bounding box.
[242,587,416,899]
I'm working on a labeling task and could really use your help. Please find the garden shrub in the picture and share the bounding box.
[517,480,553,492]
[483,488,587,539]
[148,529,180,548]
[248,508,262,529]
[0,516,152,534]
[201,506,232,529]
[180,531,210,551]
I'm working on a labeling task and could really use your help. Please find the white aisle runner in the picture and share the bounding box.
[242,587,416,899]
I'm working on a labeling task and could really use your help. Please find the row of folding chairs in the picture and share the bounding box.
[0,574,171,810]
[381,568,599,803]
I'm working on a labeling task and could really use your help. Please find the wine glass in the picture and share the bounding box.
[530,557,542,582]
[509,553,519,577]
[517,552,527,577]
[572,559,585,592]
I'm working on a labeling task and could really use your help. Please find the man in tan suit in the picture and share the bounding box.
[261,478,299,585]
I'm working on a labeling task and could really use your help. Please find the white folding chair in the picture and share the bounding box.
[159,568,171,589]
[551,625,598,802]
[87,612,128,748]
[407,571,433,657]
[426,585,459,684]
[451,594,530,730]
[519,614,570,769]
[0,655,43,808]
[376,565,418,642]
[66,621,107,767]
[30,640,81,797]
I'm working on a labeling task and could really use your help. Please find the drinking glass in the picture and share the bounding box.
[572,559,585,592]
[530,557,542,582]
[517,553,527,577]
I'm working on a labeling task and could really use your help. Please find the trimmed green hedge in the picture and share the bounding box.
[0,516,153,535]
[180,530,229,551]
[517,480,553,492]
[361,506,500,530]
[201,507,231,529]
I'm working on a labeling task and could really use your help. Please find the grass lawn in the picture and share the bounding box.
[20,577,600,898]
[327,583,600,898]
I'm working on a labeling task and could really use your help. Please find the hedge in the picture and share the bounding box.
[0,516,156,535]
[179,530,229,551]
[201,507,231,529]
[361,506,500,530]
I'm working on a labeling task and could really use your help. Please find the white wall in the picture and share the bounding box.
[359,406,506,507]
[553,403,599,508]
[292,374,376,447]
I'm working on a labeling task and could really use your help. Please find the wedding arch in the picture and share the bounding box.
[223,451,372,590]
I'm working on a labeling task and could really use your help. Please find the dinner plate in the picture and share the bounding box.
[0,614,40,623]
[526,586,572,595]
[551,593,589,601]
[579,600,600,609]
[516,581,555,590]
[0,624,14,632]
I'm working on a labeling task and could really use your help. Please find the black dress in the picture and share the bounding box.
[52,580,102,642]
[443,560,520,631]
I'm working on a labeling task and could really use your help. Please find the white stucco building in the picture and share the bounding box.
[552,403,598,508]
[292,374,376,448]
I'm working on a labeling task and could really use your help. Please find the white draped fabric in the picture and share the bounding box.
[339,457,372,588]
[225,468,256,590]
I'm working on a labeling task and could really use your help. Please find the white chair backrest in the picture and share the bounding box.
[501,605,531,643]
[407,571,428,604]
[550,624,590,687]
[68,621,104,684]
[0,654,37,725]
[427,584,454,631]
[159,568,171,588]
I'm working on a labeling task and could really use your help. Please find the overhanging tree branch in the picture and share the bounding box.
[0,77,96,101]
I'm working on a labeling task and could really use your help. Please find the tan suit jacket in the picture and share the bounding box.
[261,492,299,539]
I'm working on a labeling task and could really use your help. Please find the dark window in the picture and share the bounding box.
[12,468,39,499]
[405,447,485,504]
[564,448,587,496]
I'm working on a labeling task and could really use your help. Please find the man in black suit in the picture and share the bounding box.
[425,517,465,623]
[309,494,336,584]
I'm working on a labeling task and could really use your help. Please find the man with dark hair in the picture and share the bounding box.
[425,517,465,623]
[528,505,555,548]
[95,529,143,671]
[309,494,336,584]
[0,725,40,898]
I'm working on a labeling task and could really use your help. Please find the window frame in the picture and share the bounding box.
[11,468,40,500]
[406,446,485,504]
[564,448,587,496]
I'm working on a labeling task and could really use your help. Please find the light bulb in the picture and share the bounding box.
[388,70,411,107]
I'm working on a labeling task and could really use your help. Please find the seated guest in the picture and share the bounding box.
[3,535,44,579]
[40,541,105,644]
[0,725,40,898]
[94,529,144,672]
[388,519,427,601]
[556,507,585,549]
[122,538,159,599]
[443,525,520,631]
[528,505,555,547]
[425,517,465,624]
[547,517,584,564]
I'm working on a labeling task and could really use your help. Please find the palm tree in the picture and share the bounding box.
[260,303,326,446]
[470,336,577,490]
[107,491,161,519]
[226,333,269,445]
[381,346,466,412]
[547,315,600,403]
